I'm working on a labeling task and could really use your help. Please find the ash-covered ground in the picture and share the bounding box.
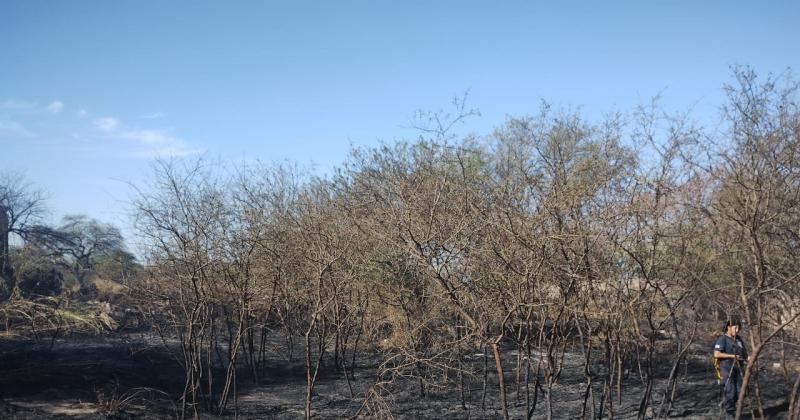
[0,332,794,419]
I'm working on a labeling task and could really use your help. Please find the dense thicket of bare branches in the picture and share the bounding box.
[131,69,800,419]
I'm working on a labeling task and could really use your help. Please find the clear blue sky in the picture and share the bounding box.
[1,1,798,246]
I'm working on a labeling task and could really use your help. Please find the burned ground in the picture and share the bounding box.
[0,332,794,419]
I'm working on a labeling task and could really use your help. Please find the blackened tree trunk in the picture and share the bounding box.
[0,204,12,296]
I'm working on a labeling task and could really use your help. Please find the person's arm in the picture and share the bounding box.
[713,350,742,360]
[713,336,741,360]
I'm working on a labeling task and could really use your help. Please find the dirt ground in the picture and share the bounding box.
[0,332,794,419]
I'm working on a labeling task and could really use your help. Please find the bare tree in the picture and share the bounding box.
[54,214,125,285]
[120,70,800,419]
[705,67,800,420]
[0,171,47,298]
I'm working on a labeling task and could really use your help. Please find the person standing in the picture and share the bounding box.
[713,318,748,418]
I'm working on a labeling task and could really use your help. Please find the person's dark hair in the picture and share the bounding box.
[724,318,742,331]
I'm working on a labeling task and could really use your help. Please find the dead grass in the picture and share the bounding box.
[0,297,114,338]
[90,278,128,296]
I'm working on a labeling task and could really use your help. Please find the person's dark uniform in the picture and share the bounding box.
[714,321,748,417]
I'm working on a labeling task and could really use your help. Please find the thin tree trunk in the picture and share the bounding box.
[491,342,510,420]
[753,371,765,420]
[481,344,488,410]
[516,344,523,402]
[789,372,800,420]
[304,328,314,420]
[459,359,467,409]
[0,205,10,293]
[525,346,532,418]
